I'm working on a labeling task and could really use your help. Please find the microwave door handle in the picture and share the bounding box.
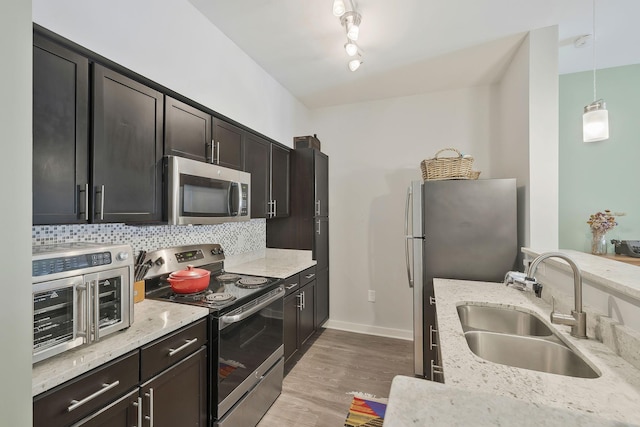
[236,182,242,215]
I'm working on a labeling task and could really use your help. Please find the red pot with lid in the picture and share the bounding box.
[167,265,211,294]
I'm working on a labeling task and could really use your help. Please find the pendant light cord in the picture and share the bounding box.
[592,0,597,102]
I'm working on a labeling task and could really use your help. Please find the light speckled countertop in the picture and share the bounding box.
[523,248,640,302]
[429,279,640,425]
[225,248,315,279]
[32,299,209,396]
[384,376,631,427]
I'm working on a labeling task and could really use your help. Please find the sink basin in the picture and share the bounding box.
[463,331,600,378]
[457,304,553,336]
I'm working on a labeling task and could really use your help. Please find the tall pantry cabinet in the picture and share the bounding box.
[267,148,329,328]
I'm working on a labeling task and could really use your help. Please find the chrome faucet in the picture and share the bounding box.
[526,252,587,339]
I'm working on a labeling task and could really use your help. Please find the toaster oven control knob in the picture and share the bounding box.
[116,251,129,261]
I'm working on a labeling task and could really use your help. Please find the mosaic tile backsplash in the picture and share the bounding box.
[32,219,266,256]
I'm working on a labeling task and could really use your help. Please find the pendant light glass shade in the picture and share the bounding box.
[344,40,358,56]
[332,0,346,17]
[583,100,609,142]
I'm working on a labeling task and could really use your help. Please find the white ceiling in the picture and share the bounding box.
[190,0,640,109]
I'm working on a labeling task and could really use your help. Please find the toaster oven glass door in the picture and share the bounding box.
[85,266,131,342]
[33,276,85,362]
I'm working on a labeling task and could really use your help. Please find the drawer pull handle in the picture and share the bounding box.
[305,274,315,279]
[67,380,120,412]
[168,338,198,357]
[285,283,298,290]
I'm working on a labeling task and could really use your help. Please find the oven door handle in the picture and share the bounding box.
[219,287,284,329]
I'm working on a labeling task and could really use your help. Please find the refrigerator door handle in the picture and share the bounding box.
[404,186,414,288]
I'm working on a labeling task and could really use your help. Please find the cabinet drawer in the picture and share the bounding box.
[300,266,317,286]
[282,273,300,296]
[33,351,139,427]
[140,319,207,382]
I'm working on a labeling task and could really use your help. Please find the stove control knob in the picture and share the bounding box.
[219,248,224,254]
[116,251,129,261]
[211,248,219,255]
[154,257,165,266]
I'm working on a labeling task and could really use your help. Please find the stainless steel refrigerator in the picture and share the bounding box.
[405,179,518,381]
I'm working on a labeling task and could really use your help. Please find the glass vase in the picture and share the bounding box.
[591,231,607,255]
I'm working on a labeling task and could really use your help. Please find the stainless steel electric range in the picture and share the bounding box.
[143,244,284,427]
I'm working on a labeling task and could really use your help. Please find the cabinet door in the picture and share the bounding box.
[314,151,329,217]
[270,144,290,218]
[212,117,243,170]
[243,134,270,218]
[33,34,89,225]
[141,346,208,427]
[92,64,163,223]
[315,267,329,328]
[33,351,139,427]
[71,389,139,427]
[299,282,315,346]
[164,96,211,163]
[283,292,299,364]
[313,216,329,270]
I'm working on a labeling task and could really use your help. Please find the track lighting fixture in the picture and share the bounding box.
[332,0,364,71]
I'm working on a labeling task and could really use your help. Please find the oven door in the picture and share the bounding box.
[33,276,85,363]
[85,266,131,342]
[217,287,284,418]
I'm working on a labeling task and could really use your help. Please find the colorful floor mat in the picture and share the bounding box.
[344,394,388,427]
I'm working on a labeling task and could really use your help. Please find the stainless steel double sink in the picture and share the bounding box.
[456,304,601,379]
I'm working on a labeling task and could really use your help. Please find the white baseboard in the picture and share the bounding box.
[322,319,413,341]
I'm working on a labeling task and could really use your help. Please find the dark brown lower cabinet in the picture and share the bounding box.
[34,320,208,427]
[283,268,318,370]
[70,389,139,427]
[315,267,329,328]
[140,347,208,427]
[299,281,316,346]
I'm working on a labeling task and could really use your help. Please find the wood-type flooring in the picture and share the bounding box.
[257,328,414,427]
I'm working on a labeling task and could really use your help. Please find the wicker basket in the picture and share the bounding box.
[469,170,481,180]
[420,148,474,181]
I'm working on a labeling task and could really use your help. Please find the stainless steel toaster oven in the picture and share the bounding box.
[32,243,134,363]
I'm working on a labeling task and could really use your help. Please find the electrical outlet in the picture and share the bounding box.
[368,290,376,302]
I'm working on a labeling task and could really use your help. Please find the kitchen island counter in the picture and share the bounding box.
[419,279,640,425]
[225,248,315,279]
[32,299,209,396]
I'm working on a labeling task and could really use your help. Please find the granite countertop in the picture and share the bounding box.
[431,279,640,425]
[523,248,640,302]
[32,299,209,396]
[384,376,630,427]
[224,248,315,279]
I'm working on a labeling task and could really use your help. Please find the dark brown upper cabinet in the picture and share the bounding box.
[270,144,290,218]
[212,117,243,170]
[164,96,211,163]
[243,134,290,218]
[244,134,270,218]
[92,64,164,223]
[33,33,90,225]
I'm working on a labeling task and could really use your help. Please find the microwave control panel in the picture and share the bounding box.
[32,252,112,277]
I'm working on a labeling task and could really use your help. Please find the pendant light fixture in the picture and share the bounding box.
[583,0,609,142]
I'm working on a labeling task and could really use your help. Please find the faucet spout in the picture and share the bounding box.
[526,252,587,339]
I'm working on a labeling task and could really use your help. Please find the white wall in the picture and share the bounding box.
[493,26,559,259]
[527,26,559,250]
[32,0,310,146]
[310,86,496,338]
[0,1,33,425]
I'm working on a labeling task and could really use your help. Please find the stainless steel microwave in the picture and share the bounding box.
[164,155,250,225]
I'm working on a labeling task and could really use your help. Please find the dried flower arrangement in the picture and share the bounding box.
[587,210,618,235]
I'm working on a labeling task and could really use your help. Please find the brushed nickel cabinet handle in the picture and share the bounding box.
[285,283,298,290]
[144,388,154,426]
[168,338,198,357]
[67,381,120,412]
